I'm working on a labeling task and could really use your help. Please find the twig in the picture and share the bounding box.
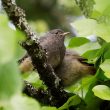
[23,81,57,106]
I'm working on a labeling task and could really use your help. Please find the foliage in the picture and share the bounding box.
[0,15,41,110]
[92,85,110,100]
[1,0,110,110]
[75,0,95,17]
[71,0,110,42]
[69,0,110,109]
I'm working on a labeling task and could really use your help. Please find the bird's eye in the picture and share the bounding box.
[55,31,59,34]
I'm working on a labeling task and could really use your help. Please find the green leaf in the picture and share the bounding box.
[23,72,39,83]
[94,0,110,13]
[97,37,106,46]
[11,95,40,110]
[84,81,101,110]
[71,18,110,42]
[100,59,110,73]
[92,85,110,100]
[0,15,17,64]
[66,76,96,98]
[0,14,23,101]
[23,72,44,88]
[1,95,40,110]
[73,42,101,55]
[15,30,25,59]
[100,59,110,78]
[0,14,25,63]
[42,106,57,110]
[58,95,81,110]
[0,14,9,25]
[68,37,90,48]
[80,76,96,97]
[94,43,110,62]
[71,19,97,37]
[103,44,110,59]
[95,69,107,81]
[82,49,99,63]
[104,72,110,79]
[1,95,41,110]
[0,61,22,101]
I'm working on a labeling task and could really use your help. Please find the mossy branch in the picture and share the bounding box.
[1,0,69,106]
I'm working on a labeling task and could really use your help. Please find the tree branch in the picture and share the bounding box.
[1,0,69,106]
[23,81,58,106]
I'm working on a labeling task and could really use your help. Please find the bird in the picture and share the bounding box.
[19,29,96,87]
[19,47,96,87]
[55,49,96,87]
[19,56,33,73]
[19,29,69,72]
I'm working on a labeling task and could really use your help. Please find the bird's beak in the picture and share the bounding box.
[60,32,70,36]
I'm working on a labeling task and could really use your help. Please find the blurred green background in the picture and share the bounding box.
[16,0,80,36]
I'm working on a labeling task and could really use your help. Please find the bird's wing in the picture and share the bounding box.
[77,56,94,66]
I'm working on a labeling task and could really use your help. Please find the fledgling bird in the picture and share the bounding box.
[55,49,96,87]
[19,29,69,72]
[19,48,96,87]
[19,56,33,73]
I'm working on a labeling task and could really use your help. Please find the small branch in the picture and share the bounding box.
[23,81,74,107]
[23,81,56,106]
[1,0,69,106]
